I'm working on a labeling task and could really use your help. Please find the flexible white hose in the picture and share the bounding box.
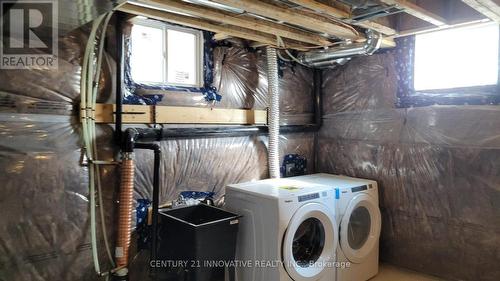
[81,12,116,276]
[83,14,106,275]
[266,46,280,179]
[91,12,115,268]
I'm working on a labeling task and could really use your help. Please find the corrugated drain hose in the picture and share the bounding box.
[266,46,280,179]
[115,153,135,268]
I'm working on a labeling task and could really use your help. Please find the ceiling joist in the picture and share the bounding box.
[120,0,495,51]
[462,0,500,22]
[118,3,312,50]
[143,0,332,46]
[287,0,350,18]
[393,18,492,38]
[209,0,361,40]
[380,0,448,26]
[286,0,397,36]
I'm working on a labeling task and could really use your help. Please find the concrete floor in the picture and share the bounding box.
[371,264,443,281]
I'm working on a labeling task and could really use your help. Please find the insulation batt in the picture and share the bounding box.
[319,46,500,281]
[0,21,315,281]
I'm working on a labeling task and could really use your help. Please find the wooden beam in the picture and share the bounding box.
[210,0,360,40]
[94,104,268,125]
[118,3,310,50]
[287,0,350,18]
[213,33,231,41]
[462,0,500,22]
[95,104,152,124]
[391,18,491,38]
[144,0,331,45]
[354,36,396,48]
[355,21,397,36]
[287,0,397,35]
[381,37,397,48]
[380,0,448,26]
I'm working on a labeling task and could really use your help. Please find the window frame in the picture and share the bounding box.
[396,24,500,108]
[129,17,205,88]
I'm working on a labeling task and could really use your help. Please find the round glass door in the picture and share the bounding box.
[292,218,325,267]
[340,194,381,264]
[283,203,337,281]
[348,206,371,250]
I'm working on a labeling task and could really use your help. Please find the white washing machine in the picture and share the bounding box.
[294,174,381,281]
[225,177,338,281]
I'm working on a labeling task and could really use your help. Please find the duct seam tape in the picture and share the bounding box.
[115,247,124,257]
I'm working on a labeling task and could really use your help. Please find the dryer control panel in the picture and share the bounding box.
[298,193,320,202]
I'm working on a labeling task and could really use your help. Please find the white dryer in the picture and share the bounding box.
[294,174,381,281]
[225,177,338,281]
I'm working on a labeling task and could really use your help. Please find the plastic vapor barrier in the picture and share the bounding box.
[129,43,315,125]
[318,48,500,281]
[0,19,316,281]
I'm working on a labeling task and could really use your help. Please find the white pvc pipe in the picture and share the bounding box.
[266,46,280,179]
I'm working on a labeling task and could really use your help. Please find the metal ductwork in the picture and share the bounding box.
[337,0,381,9]
[298,30,382,68]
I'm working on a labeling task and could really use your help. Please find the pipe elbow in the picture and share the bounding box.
[363,30,382,55]
[123,128,139,153]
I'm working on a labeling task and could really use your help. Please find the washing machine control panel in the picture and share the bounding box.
[298,192,320,202]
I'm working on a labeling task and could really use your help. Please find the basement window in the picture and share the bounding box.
[414,23,499,91]
[129,18,204,88]
[397,23,500,107]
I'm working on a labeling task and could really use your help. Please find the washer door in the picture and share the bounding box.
[339,193,381,264]
[282,202,338,281]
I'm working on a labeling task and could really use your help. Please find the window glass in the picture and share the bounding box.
[167,29,200,86]
[129,20,203,87]
[130,24,165,84]
[414,24,499,91]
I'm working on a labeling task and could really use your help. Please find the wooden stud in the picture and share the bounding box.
[462,0,500,23]
[118,3,311,50]
[144,0,332,46]
[94,104,268,125]
[210,0,360,40]
[380,0,448,26]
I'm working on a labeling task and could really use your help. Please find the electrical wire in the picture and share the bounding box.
[276,36,308,67]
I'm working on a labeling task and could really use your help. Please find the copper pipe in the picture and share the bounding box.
[116,154,134,267]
